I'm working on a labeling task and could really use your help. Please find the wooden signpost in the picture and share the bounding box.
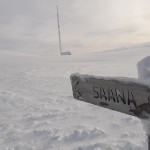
[70,73,150,149]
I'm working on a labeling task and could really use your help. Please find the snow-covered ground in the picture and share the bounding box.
[0,43,150,150]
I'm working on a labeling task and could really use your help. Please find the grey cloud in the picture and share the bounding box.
[0,0,150,54]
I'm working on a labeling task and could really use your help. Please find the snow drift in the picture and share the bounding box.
[0,43,150,149]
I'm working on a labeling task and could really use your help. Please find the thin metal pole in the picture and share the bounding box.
[57,5,62,55]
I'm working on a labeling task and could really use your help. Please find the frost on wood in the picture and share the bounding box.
[70,73,150,119]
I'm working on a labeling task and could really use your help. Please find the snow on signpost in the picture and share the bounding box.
[70,56,150,150]
[70,74,150,119]
[70,73,150,150]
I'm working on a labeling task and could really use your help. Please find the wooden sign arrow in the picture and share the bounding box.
[70,74,150,119]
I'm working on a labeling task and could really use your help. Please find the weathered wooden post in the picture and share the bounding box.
[148,136,150,150]
[70,73,150,149]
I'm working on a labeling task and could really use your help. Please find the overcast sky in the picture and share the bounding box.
[0,0,150,54]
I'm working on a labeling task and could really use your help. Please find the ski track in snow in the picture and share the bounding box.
[0,46,149,150]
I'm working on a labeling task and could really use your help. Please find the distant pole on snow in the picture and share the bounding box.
[57,5,62,55]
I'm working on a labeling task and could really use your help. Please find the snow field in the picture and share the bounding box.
[0,44,150,150]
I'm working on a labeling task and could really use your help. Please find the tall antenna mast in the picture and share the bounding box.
[57,5,62,55]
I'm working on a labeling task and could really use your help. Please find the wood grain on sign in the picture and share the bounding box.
[70,74,150,119]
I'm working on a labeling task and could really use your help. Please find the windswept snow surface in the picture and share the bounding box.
[0,44,150,150]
